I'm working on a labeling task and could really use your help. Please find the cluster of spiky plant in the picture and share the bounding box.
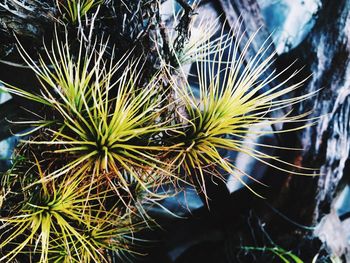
[0,33,170,261]
[14,32,174,196]
[0,145,144,262]
[165,24,317,199]
[0,1,317,262]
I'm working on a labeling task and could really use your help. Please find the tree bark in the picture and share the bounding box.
[266,0,350,259]
[298,0,350,220]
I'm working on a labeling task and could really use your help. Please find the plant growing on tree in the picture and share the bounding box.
[0,0,317,261]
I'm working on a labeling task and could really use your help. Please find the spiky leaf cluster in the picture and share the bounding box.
[0,151,143,262]
[165,25,317,198]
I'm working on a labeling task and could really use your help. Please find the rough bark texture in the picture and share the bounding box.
[287,0,350,258]
[240,0,350,260]
[0,0,56,56]
[297,0,350,220]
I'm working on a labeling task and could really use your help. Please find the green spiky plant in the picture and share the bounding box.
[241,246,304,263]
[57,0,104,23]
[0,33,172,262]
[0,1,318,262]
[5,33,176,202]
[165,24,317,200]
[0,153,143,262]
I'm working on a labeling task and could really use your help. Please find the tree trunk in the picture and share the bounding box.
[298,0,350,220]
[265,0,350,259]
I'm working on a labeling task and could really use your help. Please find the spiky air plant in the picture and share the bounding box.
[2,32,176,205]
[57,0,104,23]
[0,155,142,263]
[166,24,318,200]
